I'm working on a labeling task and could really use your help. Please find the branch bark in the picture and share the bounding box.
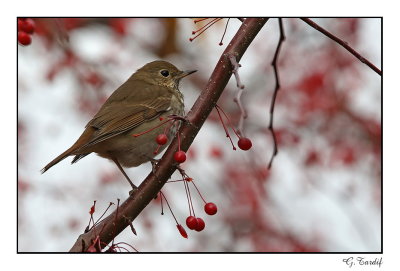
[69,18,268,252]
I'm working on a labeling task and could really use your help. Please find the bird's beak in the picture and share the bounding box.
[176,69,197,79]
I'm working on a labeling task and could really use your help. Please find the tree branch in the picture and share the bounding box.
[69,18,269,252]
[300,18,382,76]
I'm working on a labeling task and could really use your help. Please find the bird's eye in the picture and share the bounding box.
[160,70,170,77]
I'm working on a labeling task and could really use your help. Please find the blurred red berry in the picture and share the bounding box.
[156,134,168,145]
[18,179,30,193]
[195,218,205,232]
[186,216,198,230]
[305,150,320,166]
[204,202,217,215]
[238,137,252,150]
[109,18,128,35]
[177,224,188,238]
[342,147,355,165]
[210,146,223,159]
[174,151,186,163]
[18,31,31,45]
[20,18,35,34]
[84,72,104,87]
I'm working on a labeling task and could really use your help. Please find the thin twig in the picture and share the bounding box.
[268,18,286,169]
[228,54,247,136]
[301,18,381,76]
[228,54,245,89]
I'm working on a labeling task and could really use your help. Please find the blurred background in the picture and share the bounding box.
[17,18,381,252]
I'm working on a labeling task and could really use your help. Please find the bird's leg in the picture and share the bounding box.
[112,158,138,194]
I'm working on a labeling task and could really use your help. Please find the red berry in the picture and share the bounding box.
[18,19,24,30]
[186,216,198,230]
[177,224,188,239]
[86,246,98,252]
[156,134,168,145]
[20,18,35,34]
[174,151,186,163]
[204,202,217,215]
[238,137,252,150]
[195,218,205,232]
[89,205,95,215]
[18,31,31,46]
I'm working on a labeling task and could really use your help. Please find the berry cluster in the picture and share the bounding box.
[160,170,218,238]
[18,18,35,46]
[181,172,217,234]
[184,202,217,231]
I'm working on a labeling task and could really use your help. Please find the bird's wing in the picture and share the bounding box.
[80,83,173,148]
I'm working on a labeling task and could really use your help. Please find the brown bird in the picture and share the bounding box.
[42,60,196,190]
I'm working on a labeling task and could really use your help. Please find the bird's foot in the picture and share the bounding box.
[149,158,160,174]
[129,186,138,196]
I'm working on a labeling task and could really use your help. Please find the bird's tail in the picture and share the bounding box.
[41,147,75,174]
[41,126,95,173]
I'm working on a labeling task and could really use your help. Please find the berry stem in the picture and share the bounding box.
[219,18,230,46]
[132,119,172,137]
[114,241,138,252]
[176,128,182,152]
[215,105,237,150]
[163,119,175,135]
[215,104,242,138]
[194,18,209,24]
[192,18,220,35]
[87,201,96,232]
[187,180,196,217]
[176,166,196,217]
[190,181,207,204]
[166,179,184,183]
[190,18,222,42]
[160,192,164,215]
[153,144,162,155]
[182,176,192,215]
[160,191,179,225]
[92,202,114,229]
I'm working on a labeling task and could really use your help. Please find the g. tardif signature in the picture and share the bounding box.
[343,257,383,268]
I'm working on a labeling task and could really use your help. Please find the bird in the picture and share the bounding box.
[41,60,197,191]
